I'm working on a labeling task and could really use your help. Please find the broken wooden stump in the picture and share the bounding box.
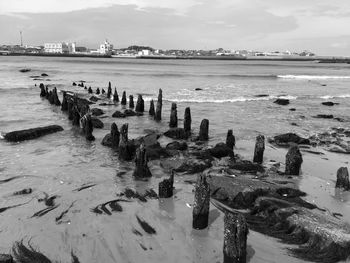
[102,123,120,148]
[223,212,248,263]
[4,125,63,142]
[335,167,350,191]
[81,114,95,141]
[0,254,13,263]
[107,82,112,98]
[149,100,155,116]
[253,135,265,164]
[113,88,119,102]
[135,94,144,112]
[226,129,235,150]
[102,88,105,94]
[121,91,127,105]
[61,91,68,111]
[39,83,46,97]
[96,88,100,95]
[154,89,162,121]
[118,123,133,161]
[133,143,152,178]
[169,102,178,128]
[88,87,93,94]
[72,106,81,126]
[159,171,174,198]
[52,87,61,106]
[192,173,210,229]
[285,144,303,175]
[198,119,209,141]
[184,107,191,133]
[129,95,134,108]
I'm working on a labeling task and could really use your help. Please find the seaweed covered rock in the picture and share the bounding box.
[166,141,188,151]
[91,117,104,129]
[269,133,310,147]
[102,123,120,148]
[164,128,189,140]
[4,125,64,142]
[91,108,104,116]
[209,143,234,158]
[274,99,289,105]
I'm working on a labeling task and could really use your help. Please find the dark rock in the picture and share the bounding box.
[91,108,104,116]
[255,94,269,97]
[19,68,31,73]
[169,102,178,128]
[274,99,289,105]
[4,125,63,142]
[198,119,209,141]
[125,109,143,117]
[133,143,152,178]
[112,111,126,118]
[154,89,162,121]
[89,96,99,102]
[253,135,265,164]
[91,117,104,129]
[314,114,334,119]
[322,102,338,106]
[269,133,310,147]
[285,144,303,175]
[229,161,264,173]
[72,82,77,86]
[335,167,350,191]
[184,107,191,133]
[289,108,296,111]
[226,129,235,150]
[129,95,134,108]
[164,128,189,140]
[209,143,234,158]
[149,100,155,116]
[166,141,188,151]
[135,94,145,112]
[195,88,203,91]
[41,73,48,77]
[175,158,212,174]
[193,173,210,229]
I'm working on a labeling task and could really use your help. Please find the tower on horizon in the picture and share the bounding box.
[20,31,23,46]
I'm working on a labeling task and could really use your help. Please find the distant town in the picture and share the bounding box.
[0,39,349,62]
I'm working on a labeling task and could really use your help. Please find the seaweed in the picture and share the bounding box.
[132,228,143,236]
[118,188,158,202]
[13,188,33,196]
[12,241,52,263]
[73,184,97,192]
[0,176,22,184]
[136,216,156,235]
[55,202,75,223]
[31,205,59,218]
[90,199,127,215]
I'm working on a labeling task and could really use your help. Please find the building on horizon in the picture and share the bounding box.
[44,42,76,54]
[99,40,113,54]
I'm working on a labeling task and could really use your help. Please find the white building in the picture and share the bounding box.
[44,42,76,54]
[138,49,151,56]
[99,40,113,54]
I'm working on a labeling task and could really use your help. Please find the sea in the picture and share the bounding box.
[0,56,349,262]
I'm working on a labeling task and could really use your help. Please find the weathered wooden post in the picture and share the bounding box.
[48,91,54,104]
[133,143,152,178]
[154,89,162,121]
[107,81,112,98]
[72,106,81,126]
[184,107,191,133]
[223,212,248,263]
[102,88,106,94]
[159,171,174,198]
[149,100,155,116]
[192,173,210,229]
[226,130,235,150]
[67,100,73,120]
[88,87,93,94]
[253,135,265,164]
[198,119,209,141]
[121,91,127,105]
[169,102,178,128]
[119,123,133,161]
[53,87,61,106]
[45,86,49,99]
[0,254,13,263]
[336,167,350,191]
[81,113,95,141]
[61,91,68,111]
[285,144,303,175]
[135,94,144,112]
[129,95,134,108]
[113,88,119,102]
[96,88,100,95]
[39,83,46,97]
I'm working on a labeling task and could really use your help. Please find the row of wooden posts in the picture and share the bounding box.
[39,81,308,263]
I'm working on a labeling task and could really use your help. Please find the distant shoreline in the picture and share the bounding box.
[2,52,350,63]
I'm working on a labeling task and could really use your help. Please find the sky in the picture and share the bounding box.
[0,0,350,56]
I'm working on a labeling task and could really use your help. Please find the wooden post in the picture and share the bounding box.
[135,94,144,112]
[61,91,68,111]
[53,87,61,106]
[159,171,174,198]
[110,123,120,148]
[107,81,112,98]
[133,143,152,178]
[113,88,119,102]
[253,135,265,164]
[184,107,191,133]
[169,102,178,128]
[223,212,248,263]
[96,88,100,95]
[72,105,80,126]
[129,95,134,108]
[0,254,13,263]
[336,167,350,191]
[102,88,106,94]
[285,144,303,175]
[67,100,73,120]
[154,89,162,121]
[88,87,93,94]
[121,91,127,105]
[82,114,95,141]
[198,119,209,141]
[226,130,235,150]
[118,123,133,160]
[192,173,210,229]
[149,100,155,116]
[39,83,46,97]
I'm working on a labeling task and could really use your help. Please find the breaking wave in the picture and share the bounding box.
[278,75,350,80]
[320,94,350,99]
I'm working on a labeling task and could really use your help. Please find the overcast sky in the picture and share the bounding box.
[1,0,350,55]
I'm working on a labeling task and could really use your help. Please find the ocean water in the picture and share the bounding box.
[0,56,350,262]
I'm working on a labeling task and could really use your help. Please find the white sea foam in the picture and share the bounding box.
[278,75,350,80]
[320,94,350,99]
